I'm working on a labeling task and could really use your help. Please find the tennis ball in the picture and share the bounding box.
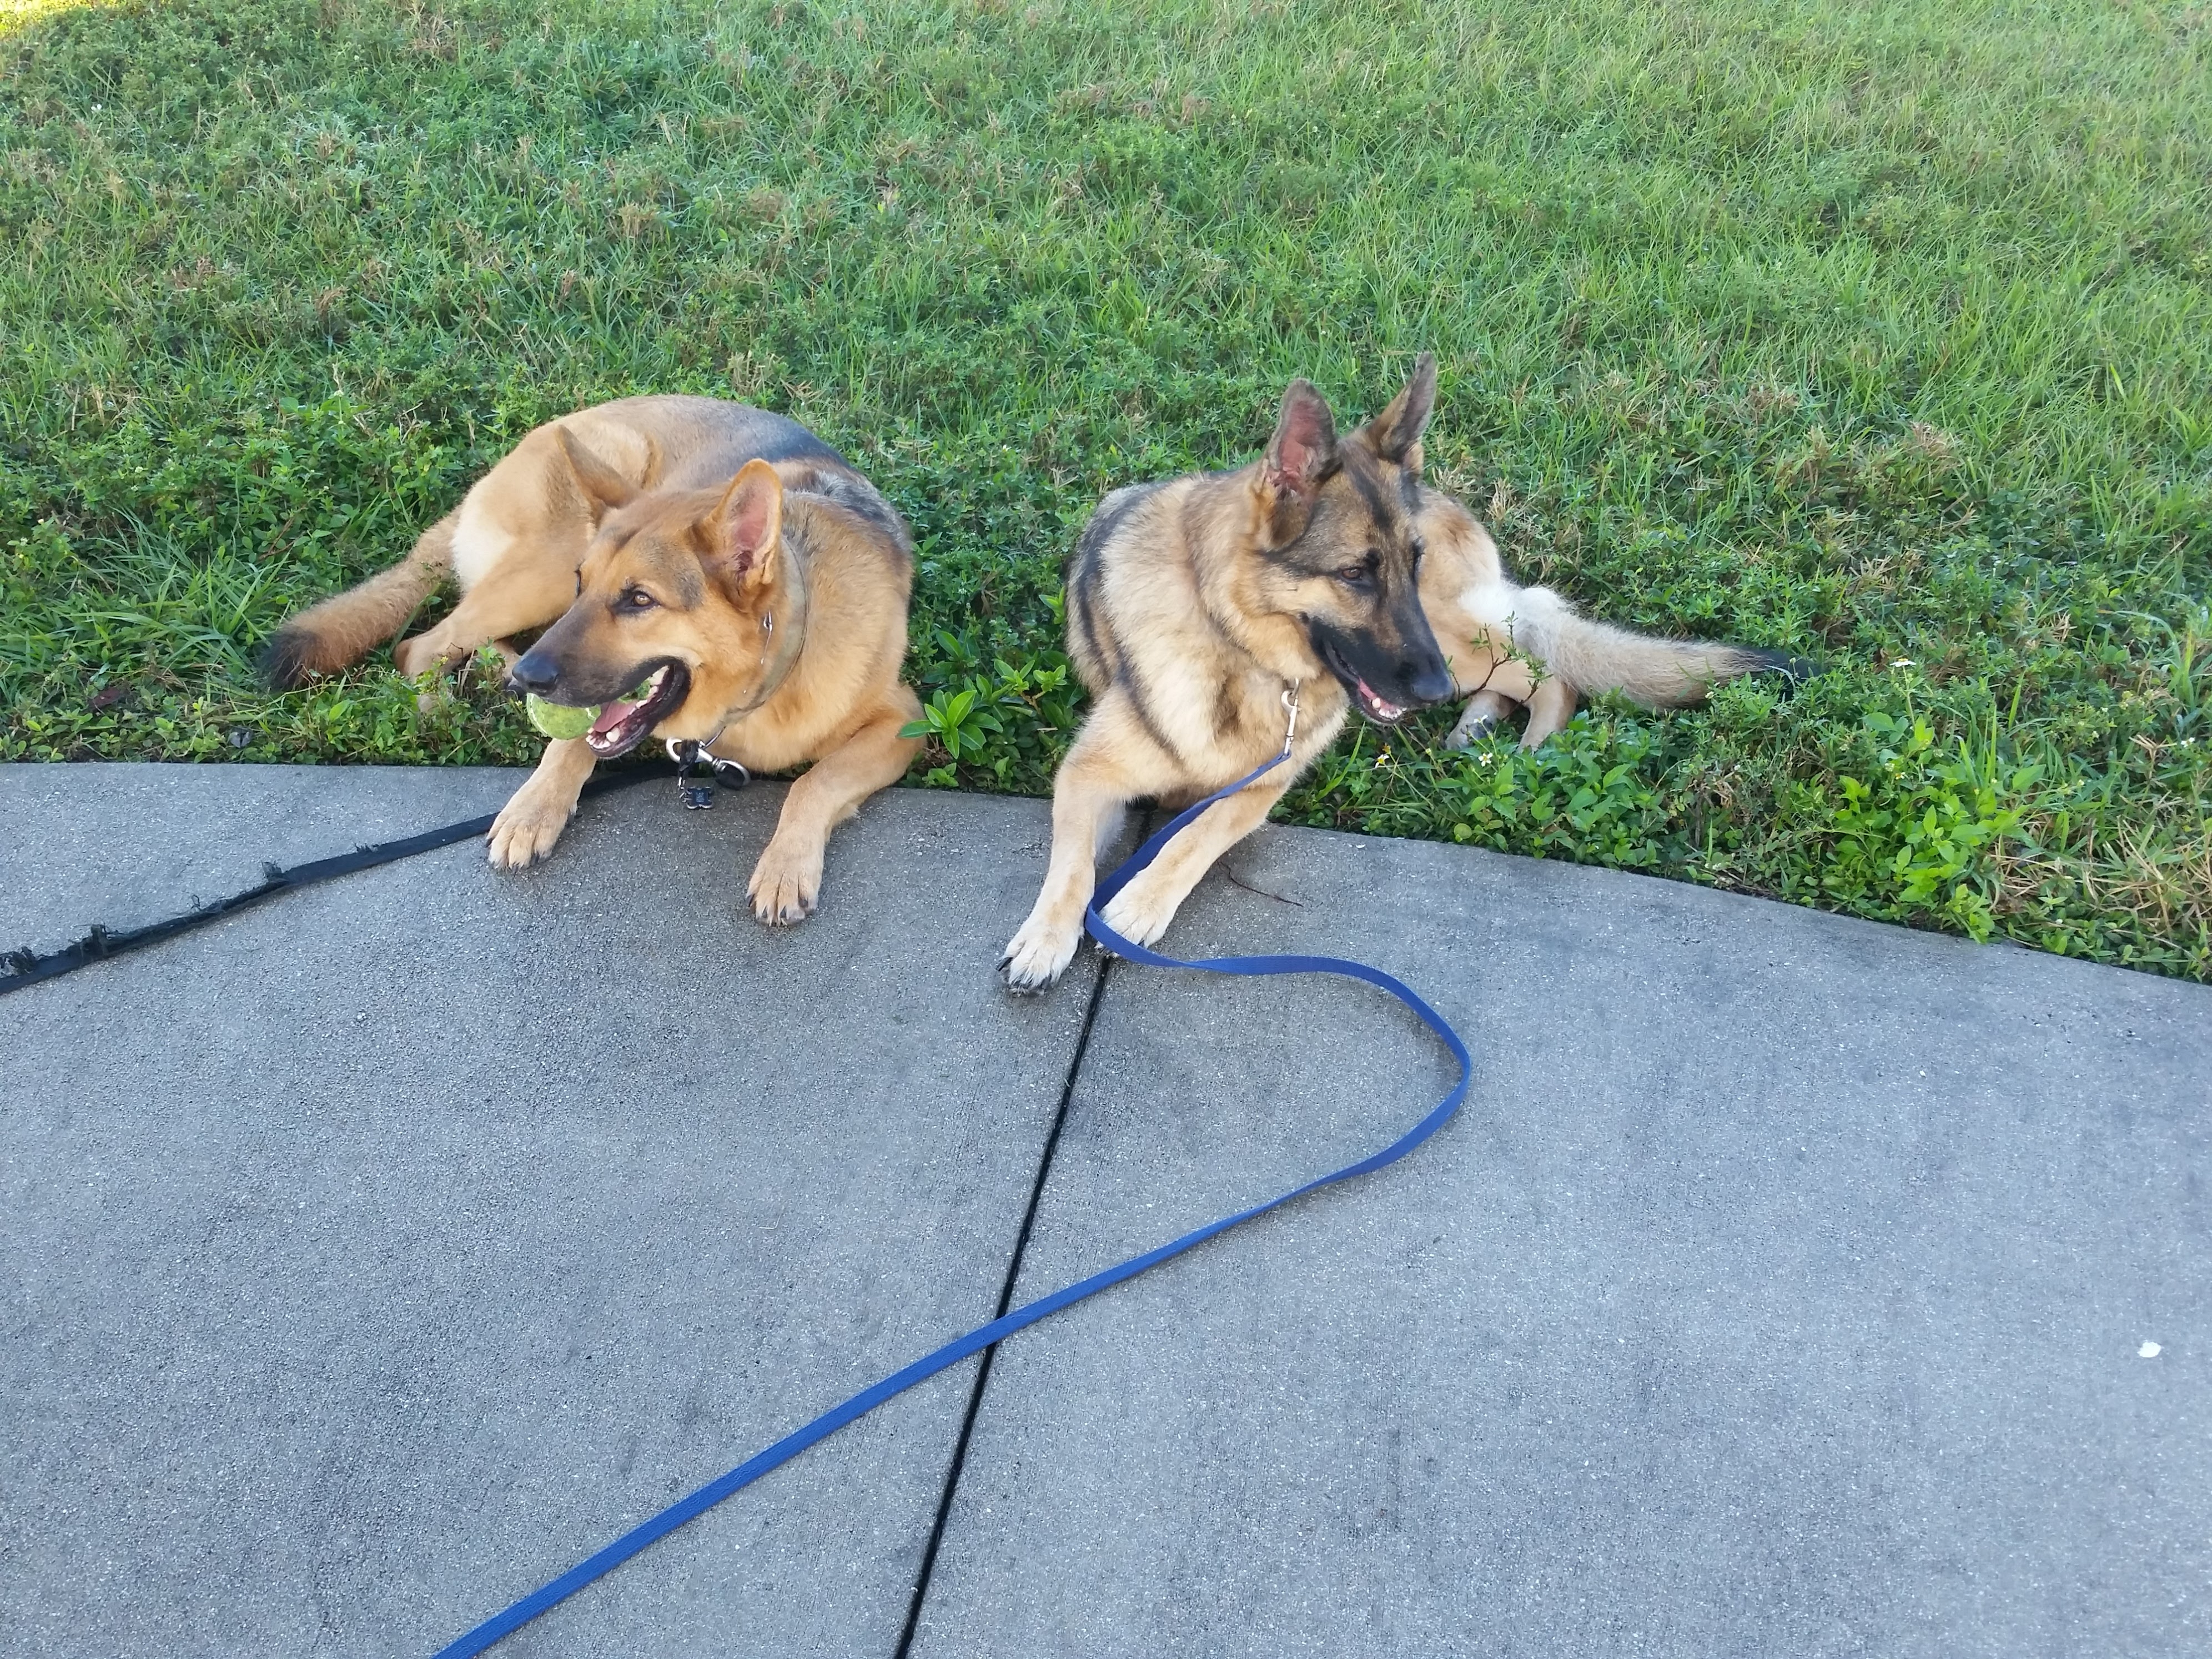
[526,693,601,741]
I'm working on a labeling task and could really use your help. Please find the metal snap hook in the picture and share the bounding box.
[667,738,726,809]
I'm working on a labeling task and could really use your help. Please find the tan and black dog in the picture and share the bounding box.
[264,395,921,922]
[999,358,1457,992]
[1000,355,1805,991]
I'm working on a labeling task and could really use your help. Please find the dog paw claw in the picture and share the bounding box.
[1445,715,1499,750]
[747,841,823,926]
[486,798,570,869]
[999,918,1079,993]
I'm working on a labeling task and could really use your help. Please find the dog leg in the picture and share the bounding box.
[1095,774,1292,951]
[745,693,923,925]
[487,737,597,868]
[1520,676,1579,748]
[1001,748,1132,994]
[1446,688,1519,748]
[1090,800,1129,861]
[395,582,569,681]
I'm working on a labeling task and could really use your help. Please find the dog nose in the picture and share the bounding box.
[1407,655,1455,707]
[506,650,559,695]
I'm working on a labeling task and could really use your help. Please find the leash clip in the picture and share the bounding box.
[1280,684,1301,757]
[666,738,750,808]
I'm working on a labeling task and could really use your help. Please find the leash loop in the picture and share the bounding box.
[429,695,1470,1657]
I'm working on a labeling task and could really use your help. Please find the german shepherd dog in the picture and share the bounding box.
[1001,355,1802,992]
[264,396,922,923]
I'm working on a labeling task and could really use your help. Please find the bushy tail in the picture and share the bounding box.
[260,512,456,689]
[1505,586,1815,707]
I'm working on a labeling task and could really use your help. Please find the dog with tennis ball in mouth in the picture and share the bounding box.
[263,396,923,922]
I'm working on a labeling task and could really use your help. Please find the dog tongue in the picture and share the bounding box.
[589,670,662,740]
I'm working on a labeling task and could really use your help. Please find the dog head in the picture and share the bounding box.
[1245,354,1455,723]
[506,434,804,755]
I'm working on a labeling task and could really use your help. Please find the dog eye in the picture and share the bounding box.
[619,587,657,611]
[1336,557,1376,585]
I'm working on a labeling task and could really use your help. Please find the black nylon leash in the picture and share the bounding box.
[0,764,677,998]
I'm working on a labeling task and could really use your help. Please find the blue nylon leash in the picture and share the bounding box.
[430,717,1474,1658]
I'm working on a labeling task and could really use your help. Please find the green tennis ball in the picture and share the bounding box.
[525,693,601,741]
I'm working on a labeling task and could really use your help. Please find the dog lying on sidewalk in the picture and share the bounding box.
[263,396,921,922]
[1002,355,1805,991]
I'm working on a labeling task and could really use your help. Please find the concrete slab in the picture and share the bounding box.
[0,766,1093,1658]
[0,762,523,958]
[912,829,2211,1658]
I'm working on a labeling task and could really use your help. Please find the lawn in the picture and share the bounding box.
[3,0,2208,978]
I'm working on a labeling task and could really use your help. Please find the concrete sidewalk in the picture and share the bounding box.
[3,763,2206,1657]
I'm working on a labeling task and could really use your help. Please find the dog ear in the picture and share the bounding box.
[706,459,783,588]
[555,426,640,518]
[1360,352,1437,472]
[1261,379,1338,500]
[1254,379,1338,544]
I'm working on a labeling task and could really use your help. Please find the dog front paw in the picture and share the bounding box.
[1095,878,1179,953]
[747,837,823,926]
[393,634,443,681]
[1447,691,1519,750]
[1445,710,1499,749]
[999,913,1083,995]
[486,791,574,868]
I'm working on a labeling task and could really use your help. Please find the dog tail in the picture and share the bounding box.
[1506,586,1817,707]
[260,512,457,689]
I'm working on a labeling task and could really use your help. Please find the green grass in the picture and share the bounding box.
[4,0,2208,978]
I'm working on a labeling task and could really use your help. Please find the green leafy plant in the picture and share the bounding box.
[904,685,1004,769]
[901,626,1081,790]
[1798,710,2040,942]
